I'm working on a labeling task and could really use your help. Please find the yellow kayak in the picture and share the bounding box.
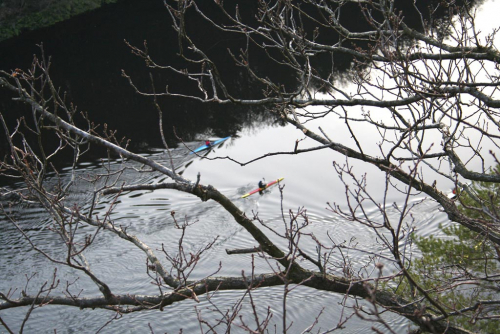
[241,178,284,198]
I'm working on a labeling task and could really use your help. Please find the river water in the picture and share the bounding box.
[0,0,498,333]
[0,120,453,333]
[0,122,446,333]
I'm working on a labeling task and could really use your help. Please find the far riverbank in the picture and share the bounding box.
[0,0,122,42]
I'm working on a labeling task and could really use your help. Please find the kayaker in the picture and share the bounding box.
[258,180,267,189]
[205,140,212,147]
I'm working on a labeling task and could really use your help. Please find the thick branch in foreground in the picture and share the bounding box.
[0,271,472,334]
[0,274,284,311]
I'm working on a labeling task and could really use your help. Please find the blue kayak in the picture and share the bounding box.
[190,136,231,154]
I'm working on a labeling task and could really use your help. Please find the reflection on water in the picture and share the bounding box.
[0,122,451,333]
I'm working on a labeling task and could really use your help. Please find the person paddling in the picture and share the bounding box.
[258,180,267,195]
[205,140,212,147]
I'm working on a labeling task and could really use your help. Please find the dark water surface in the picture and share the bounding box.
[0,0,497,332]
[0,0,275,156]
